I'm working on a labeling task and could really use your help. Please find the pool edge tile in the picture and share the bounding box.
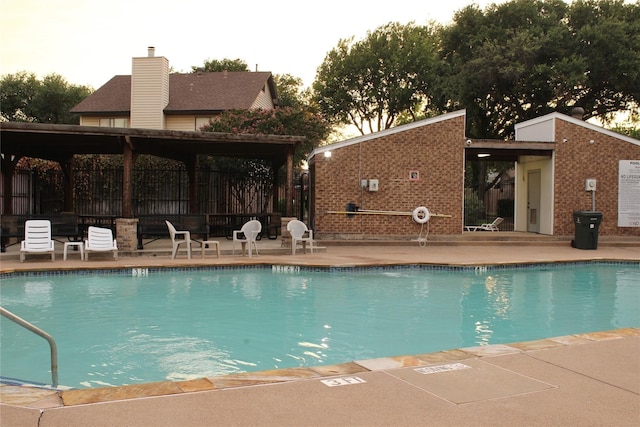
[460,344,522,357]
[176,378,216,393]
[508,338,566,351]
[60,380,184,406]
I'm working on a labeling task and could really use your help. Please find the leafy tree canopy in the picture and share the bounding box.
[200,107,331,167]
[312,0,638,139]
[312,22,441,135]
[434,0,640,138]
[274,74,309,108]
[191,58,249,72]
[0,71,92,123]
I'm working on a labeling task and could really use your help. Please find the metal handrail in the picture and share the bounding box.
[0,307,58,388]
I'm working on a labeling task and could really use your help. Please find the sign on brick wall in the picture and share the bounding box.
[618,160,640,227]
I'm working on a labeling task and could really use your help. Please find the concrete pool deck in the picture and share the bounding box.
[1,236,639,426]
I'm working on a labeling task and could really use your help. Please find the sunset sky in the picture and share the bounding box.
[3,0,530,89]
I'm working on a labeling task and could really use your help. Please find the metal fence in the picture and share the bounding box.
[2,166,301,217]
[464,181,514,231]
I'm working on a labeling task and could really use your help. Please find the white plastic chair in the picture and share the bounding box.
[479,217,504,231]
[465,217,504,232]
[287,219,314,255]
[166,220,193,259]
[20,220,55,262]
[84,226,118,260]
[232,220,262,257]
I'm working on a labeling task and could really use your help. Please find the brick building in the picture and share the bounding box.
[307,110,640,239]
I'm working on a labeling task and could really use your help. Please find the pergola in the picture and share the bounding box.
[0,122,304,216]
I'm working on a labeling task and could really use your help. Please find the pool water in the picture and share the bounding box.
[1,263,638,389]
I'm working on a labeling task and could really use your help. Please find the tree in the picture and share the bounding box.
[273,74,308,108]
[191,58,249,72]
[200,107,331,167]
[199,107,331,214]
[312,22,441,135]
[1,72,92,123]
[569,0,640,124]
[612,125,640,140]
[434,0,640,138]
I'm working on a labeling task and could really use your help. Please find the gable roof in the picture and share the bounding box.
[308,110,467,161]
[515,112,640,146]
[71,71,277,115]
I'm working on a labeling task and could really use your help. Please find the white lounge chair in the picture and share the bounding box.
[466,217,504,232]
[287,220,315,255]
[232,220,262,257]
[165,220,194,259]
[85,226,118,260]
[20,220,55,262]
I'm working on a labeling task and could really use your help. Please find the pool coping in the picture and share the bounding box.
[1,327,638,409]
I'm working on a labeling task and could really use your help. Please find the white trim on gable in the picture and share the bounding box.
[308,109,466,162]
[516,112,640,146]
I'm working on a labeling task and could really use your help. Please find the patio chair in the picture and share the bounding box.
[20,220,55,262]
[478,217,504,232]
[85,226,118,260]
[287,220,315,255]
[166,220,193,259]
[232,220,262,257]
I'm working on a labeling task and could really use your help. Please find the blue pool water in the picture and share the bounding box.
[1,263,638,389]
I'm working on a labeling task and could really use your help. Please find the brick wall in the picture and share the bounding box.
[310,112,639,240]
[553,120,640,237]
[311,115,465,238]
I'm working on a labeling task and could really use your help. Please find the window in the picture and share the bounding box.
[195,117,212,130]
[99,118,129,128]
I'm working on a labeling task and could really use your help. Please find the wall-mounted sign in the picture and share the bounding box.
[618,160,640,227]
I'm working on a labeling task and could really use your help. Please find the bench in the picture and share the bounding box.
[1,213,82,252]
[136,214,209,250]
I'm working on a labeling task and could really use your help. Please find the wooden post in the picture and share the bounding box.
[1,154,20,214]
[122,136,136,217]
[60,156,75,212]
[185,156,197,214]
[285,148,294,217]
[272,161,280,213]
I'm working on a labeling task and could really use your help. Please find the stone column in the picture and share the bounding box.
[115,218,139,252]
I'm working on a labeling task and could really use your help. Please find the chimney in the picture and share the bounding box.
[131,47,169,129]
[570,106,585,120]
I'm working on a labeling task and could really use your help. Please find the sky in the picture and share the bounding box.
[2,0,517,90]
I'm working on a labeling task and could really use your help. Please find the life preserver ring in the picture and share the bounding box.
[412,206,430,224]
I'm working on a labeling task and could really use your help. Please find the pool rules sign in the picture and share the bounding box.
[618,160,640,227]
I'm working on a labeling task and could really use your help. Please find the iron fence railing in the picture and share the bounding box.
[2,166,300,217]
[464,181,514,231]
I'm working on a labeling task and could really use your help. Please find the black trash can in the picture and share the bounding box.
[572,211,603,250]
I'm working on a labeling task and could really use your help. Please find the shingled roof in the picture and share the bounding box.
[71,71,277,115]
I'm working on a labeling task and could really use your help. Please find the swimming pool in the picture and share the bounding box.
[1,263,638,389]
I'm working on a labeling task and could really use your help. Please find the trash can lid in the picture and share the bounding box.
[573,211,603,216]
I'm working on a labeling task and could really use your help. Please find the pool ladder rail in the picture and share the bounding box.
[0,306,58,388]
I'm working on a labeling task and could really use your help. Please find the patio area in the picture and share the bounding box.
[1,238,639,426]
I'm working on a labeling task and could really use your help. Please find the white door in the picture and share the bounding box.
[527,170,541,233]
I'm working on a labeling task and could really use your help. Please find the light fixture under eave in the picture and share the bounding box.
[477,153,491,158]
[324,151,332,158]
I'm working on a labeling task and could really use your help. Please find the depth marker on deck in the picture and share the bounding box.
[415,363,470,375]
[321,376,367,387]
